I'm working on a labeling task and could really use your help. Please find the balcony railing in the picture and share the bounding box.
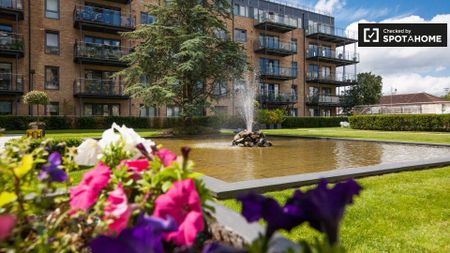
[0,32,24,57]
[259,92,297,104]
[105,0,132,3]
[0,0,23,10]
[73,79,129,99]
[260,67,297,80]
[306,94,341,106]
[74,41,130,67]
[306,24,357,45]
[307,46,359,66]
[254,38,297,56]
[254,11,299,33]
[73,5,135,33]
[306,72,357,86]
[0,73,24,94]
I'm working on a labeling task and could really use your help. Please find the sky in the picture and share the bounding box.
[283,0,450,96]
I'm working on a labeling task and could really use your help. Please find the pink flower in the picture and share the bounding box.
[156,149,177,167]
[70,162,111,213]
[152,179,204,246]
[104,184,130,236]
[121,159,149,174]
[0,215,16,242]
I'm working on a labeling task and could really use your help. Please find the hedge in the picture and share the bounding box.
[0,115,246,131]
[349,114,450,132]
[282,116,349,128]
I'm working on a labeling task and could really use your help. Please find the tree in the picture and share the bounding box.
[341,72,383,114]
[23,90,49,126]
[119,0,247,125]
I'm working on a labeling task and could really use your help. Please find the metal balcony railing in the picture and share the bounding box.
[257,11,299,28]
[254,38,297,55]
[73,79,128,98]
[74,41,130,66]
[306,72,357,85]
[307,46,359,62]
[259,92,297,103]
[260,66,297,80]
[0,73,24,94]
[307,24,357,40]
[0,32,24,54]
[73,5,135,30]
[0,0,23,10]
[306,94,341,105]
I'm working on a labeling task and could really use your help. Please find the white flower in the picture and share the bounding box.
[74,138,103,166]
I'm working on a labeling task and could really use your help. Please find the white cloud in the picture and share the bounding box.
[346,14,450,95]
[314,0,344,14]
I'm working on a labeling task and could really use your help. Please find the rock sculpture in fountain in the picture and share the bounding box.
[232,130,272,147]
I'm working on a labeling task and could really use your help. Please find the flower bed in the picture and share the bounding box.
[0,123,361,252]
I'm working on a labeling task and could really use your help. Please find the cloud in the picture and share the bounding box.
[346,14,450,95]
[314,0,344,14]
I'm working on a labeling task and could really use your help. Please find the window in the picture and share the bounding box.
[0,63,12,91]
[0,101,12,115]
[291,62,298,77]
[322,87,332,96]
[291,85,298,100]
[289,108,298,117]
[141,12,155,24]
[233,4,248,17]
[166,106,180,117]
[46,102,59,116]
[45,31,59,54]
[291,39,298,52]
[45,0,59,19]
[84,104,120,116]
[45,66,59,89]
[234,29,246,42]
[215,29,227,40]
[213,81,227,97]
[234,79,245,93]
[140,105,157,117]
[321,66,331,79]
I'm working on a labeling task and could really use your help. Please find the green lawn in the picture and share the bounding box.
[5,129,164,139]
[263,127,450,144]
[221,167,450,253]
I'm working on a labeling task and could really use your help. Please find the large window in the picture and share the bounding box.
[233,4,248,17]
[140,12,155,24]
[0,101,12,115]
[166,106,180,117]
[0,62,12,91]
[45,31,59,54]
[140,105,157,117]
[45,66,59,90]
[234,29,247,43]
[45,0,59,19]
[46,102,59,116]
[213,80,227,97]
[84,104,120,116]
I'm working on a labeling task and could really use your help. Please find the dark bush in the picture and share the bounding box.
[349,114,450,131]
[282,116,349,128]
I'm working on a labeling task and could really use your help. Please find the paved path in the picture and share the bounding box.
[0,135,22,150]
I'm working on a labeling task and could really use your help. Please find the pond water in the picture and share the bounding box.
[157,136,450,182]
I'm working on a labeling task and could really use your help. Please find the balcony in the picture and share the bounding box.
[306,72,357,86]
[0,73,23,95]
[73,79,129,99]
[260,67,297,80]
[74,41,130,67]
[0,0,24,20]
[254,11,298,33]
[254,38,297,56]
[259,92,297,105]
[0,32,24,58]
[306,47,359,66]
[306,24,357,46]
[73,5,135,34]
[306,94,341,106]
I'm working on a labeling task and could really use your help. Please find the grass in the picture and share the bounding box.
[263,127,450,144]
[221,167,450,252]
[5,129,164,139]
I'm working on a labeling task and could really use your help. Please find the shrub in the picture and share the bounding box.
[349,114,450,131]
[282,116,349,128]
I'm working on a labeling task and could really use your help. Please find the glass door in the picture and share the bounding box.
[0,63,12,91]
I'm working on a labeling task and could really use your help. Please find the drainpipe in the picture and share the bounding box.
[28,0,32,115]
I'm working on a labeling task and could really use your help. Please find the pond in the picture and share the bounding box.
[157,136,450,182]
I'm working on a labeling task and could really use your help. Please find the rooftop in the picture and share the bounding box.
[378,92,448,105]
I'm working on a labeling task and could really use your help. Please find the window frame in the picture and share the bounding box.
[140,12,155,25]
[234,28,247,43]
[45,31,60,55]
[44,65,60,90]
[45,0,60,19]
[0,100,12,115]
[45,101,60,116]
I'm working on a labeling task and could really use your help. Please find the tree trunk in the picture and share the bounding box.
[36,105,40,127]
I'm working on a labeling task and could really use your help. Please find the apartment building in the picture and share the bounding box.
[0,0,358,118]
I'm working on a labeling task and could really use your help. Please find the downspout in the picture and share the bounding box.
[28,0,32,115]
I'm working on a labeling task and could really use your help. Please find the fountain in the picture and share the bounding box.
[232,72,272,147]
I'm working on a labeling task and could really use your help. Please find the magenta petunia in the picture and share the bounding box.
[0,215,16,242]
[121,159,149,174]
[156,148,177,167]
[104,184,130,236]
[70,162,111,213]
[152,179,204,246]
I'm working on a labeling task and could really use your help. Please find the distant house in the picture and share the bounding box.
[354,92,450,115]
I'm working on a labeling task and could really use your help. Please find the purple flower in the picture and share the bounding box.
[287,179,362,245]
[202,242,247,253]
[90,214,177,253]
[39,152,67,183]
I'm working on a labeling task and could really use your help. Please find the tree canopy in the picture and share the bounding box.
[341,72,383,114]
[119,0,247,122]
